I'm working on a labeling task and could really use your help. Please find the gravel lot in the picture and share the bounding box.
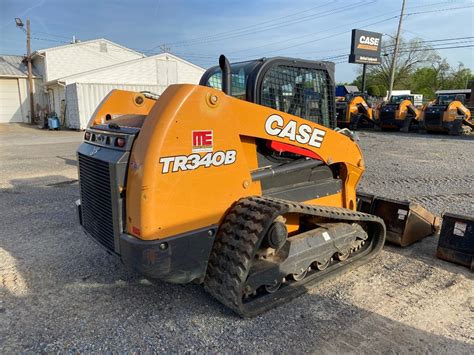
[1,124,473,353]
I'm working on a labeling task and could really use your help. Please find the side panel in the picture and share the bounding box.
[126,84,364,240]
[87,89,157,127]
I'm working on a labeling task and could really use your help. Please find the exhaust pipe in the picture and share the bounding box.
[219,54,231,95]
[356,193,440,246]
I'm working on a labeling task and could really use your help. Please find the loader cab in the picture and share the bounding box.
[436,94,465,106]
[200,57,336,128]
[389,95,414,105]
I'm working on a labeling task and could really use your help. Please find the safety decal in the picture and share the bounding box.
[160,150,237,174]
[453,222,467,237]
[264,114,326,148]
[192,130,213,153]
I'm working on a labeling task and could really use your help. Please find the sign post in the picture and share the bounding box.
[349,29,382,93]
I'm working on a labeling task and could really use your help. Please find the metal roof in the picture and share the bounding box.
[51,52,204,85]
[0,55,41,78]
[435,89,471,95]
[34,38,144,58]
[344,85,359,93]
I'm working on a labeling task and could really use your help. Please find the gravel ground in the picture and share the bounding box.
[1,124,473,353]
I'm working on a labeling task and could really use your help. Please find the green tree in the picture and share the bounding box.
[369,36,436,89]
[444,63,473,89]
[367,85,381,97]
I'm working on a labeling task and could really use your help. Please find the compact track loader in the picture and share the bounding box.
[377,95,421,132]
[76,56,437,317]
[422,94,473,135]
[336,93,377,130]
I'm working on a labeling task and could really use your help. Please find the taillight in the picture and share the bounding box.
[84,131,91,140]
[115,137,126,147]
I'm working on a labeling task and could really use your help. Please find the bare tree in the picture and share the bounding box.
[368,36,436,89]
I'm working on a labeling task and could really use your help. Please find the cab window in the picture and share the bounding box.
[204,61,259,100]
[260,65,333,127]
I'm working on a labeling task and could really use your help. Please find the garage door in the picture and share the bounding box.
[0,79,22,123]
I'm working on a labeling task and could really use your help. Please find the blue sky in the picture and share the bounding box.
[0,0,473,82]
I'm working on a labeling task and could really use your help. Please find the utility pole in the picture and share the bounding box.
[26,19,35,124]
[361,63,367,93]
[388,0,406,100]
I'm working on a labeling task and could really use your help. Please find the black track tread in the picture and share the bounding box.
[204,196,386,317]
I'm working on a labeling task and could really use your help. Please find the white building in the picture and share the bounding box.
[0,55,44,123]
[31,39,205,129]
[32,38,145,118]
[58,53,205,129]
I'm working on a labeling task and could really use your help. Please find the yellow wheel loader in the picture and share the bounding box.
[336,93,377,130]
[76,56,438,317]
[422,94,473,135]
[377,95,421,132]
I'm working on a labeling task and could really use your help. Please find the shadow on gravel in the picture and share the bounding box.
[383,236,473,280]
[1,176,472,352]
[56,155,77,167]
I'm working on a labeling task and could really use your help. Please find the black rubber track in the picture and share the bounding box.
[204,196,386,317]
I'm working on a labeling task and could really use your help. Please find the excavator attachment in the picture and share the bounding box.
[357,193,440,246]
[436,213,474,270]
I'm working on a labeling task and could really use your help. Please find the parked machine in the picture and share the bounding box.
[76,56,439,317]
[377,95,421,132]
[422,94,473,135]
[336,93,376,130]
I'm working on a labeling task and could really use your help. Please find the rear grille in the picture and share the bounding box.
[379,111,394,121]
[78,153,115,252]
[424,112,442,125]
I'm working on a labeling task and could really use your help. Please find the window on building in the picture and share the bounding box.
[100,42,108,53]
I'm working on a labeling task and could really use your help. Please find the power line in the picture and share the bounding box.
[152,0,339,49]
[248,5,474,58]
[204,4,472,64]
[320,37,474,61]
[151,0,466,51]
[332,44,474,64]
[157,1,373,50]
[31,37,69,44]
[234,15,399,61]
[150,1,472,58]
[32,31,72,40]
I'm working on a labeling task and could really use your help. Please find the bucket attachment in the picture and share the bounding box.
[356,193,440,246]
[356,191,375,214]
[436,213,474,270]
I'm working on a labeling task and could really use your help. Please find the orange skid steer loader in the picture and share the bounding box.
[336,93,377,130]
[377,95,421,132]
[422,94,473,135]
[76,56,437,316]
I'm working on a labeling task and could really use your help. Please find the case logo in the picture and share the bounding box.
[89,146,101,156]
[192,130,213,153]
[264,114,326,148]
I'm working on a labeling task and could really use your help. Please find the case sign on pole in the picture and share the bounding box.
[349,29,382,65]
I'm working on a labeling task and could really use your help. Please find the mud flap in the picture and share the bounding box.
[356,193,440,246]
[436,213,474,270]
